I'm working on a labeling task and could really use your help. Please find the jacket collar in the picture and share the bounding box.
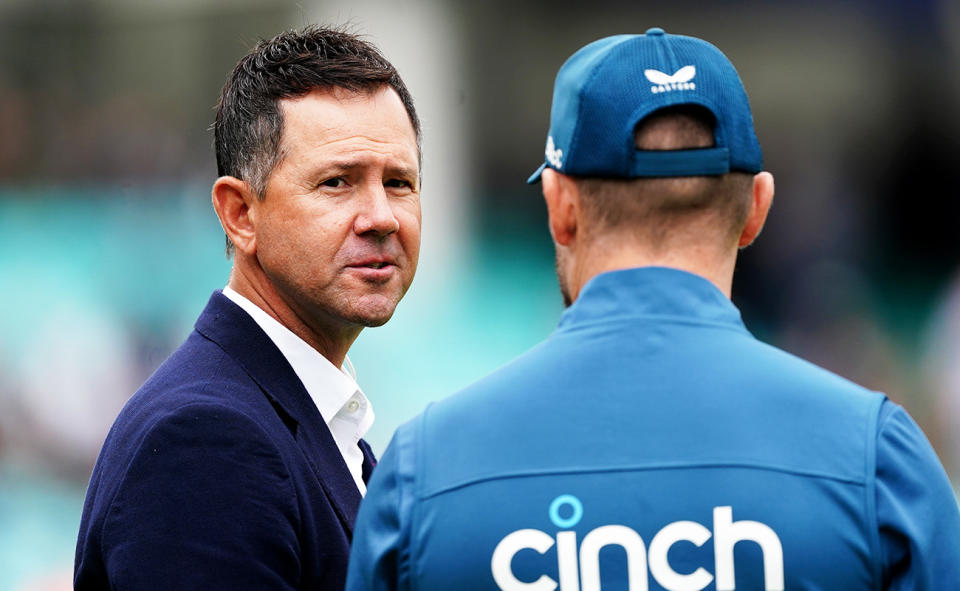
[558,266,749,333]
[194,290,364,534]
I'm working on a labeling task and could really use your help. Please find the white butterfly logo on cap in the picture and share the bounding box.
[545,136,563,169]
[645,66,696,94]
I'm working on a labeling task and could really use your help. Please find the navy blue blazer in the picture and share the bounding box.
[75,291,376,590]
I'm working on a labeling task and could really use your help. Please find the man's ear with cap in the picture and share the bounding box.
[212,176,260,256]
[738,171,774,248]
[542,168,580,247]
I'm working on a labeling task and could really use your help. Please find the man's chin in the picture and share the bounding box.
[356,312,394,328]
[344,295,400,328]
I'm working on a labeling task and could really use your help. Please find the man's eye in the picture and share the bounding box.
[385,179,411,189]
[320,177,345,188]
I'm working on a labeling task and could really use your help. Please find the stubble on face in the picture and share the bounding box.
[323,235,414,327]
[555,247,573,308]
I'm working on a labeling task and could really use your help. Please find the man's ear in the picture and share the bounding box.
[541,168,580,247]
[739,171,774,248]
[212,176,259,256]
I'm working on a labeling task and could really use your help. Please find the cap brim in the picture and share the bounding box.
[526,162,547,184]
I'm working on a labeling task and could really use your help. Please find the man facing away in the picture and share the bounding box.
[346,29,960,590]
[75,26,422,590]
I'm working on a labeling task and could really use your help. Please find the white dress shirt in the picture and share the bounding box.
[222,287,373,495]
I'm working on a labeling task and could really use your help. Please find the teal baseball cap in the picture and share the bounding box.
[528,28,763,183]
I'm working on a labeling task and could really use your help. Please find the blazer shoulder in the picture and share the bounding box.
[128,330,268,419]
[96,331,287,496]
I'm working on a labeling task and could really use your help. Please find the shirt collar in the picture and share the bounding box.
[222,286,368,426]
[557,266,748,332]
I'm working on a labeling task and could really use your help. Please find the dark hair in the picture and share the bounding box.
[214,26,421,254]
[575,105,752,248]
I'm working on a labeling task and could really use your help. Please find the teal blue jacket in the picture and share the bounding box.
[348,267,960,591]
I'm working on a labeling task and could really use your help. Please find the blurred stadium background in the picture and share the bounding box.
[2,0,959,588]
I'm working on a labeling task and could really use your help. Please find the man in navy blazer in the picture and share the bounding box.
[75,27,423,590]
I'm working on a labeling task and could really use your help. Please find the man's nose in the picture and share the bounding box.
[354,184,400,237]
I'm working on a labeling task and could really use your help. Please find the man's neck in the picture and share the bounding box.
[569,242,737,302]
[226,262,360,367]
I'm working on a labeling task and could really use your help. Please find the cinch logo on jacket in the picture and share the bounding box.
[490,494,784,591]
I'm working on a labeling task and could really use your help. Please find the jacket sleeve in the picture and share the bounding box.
[346,420,418,591]
[875,400,960,589]
[99,403,301,590]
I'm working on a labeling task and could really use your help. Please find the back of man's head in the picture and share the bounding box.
[528,30,764,260]
[575,105,753,252]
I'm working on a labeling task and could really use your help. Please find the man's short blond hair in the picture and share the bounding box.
[575,105,753,249]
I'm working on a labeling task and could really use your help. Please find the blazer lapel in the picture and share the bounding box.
[194,291,363,533]
[359,439,377,484]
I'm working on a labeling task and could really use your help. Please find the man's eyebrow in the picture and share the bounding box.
[319,160,362,173]
[318,161,418,178]
[385,165,420,180]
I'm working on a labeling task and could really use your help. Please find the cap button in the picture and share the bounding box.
[645,27,665,36]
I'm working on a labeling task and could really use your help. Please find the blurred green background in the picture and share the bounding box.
[2,0,960,588]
